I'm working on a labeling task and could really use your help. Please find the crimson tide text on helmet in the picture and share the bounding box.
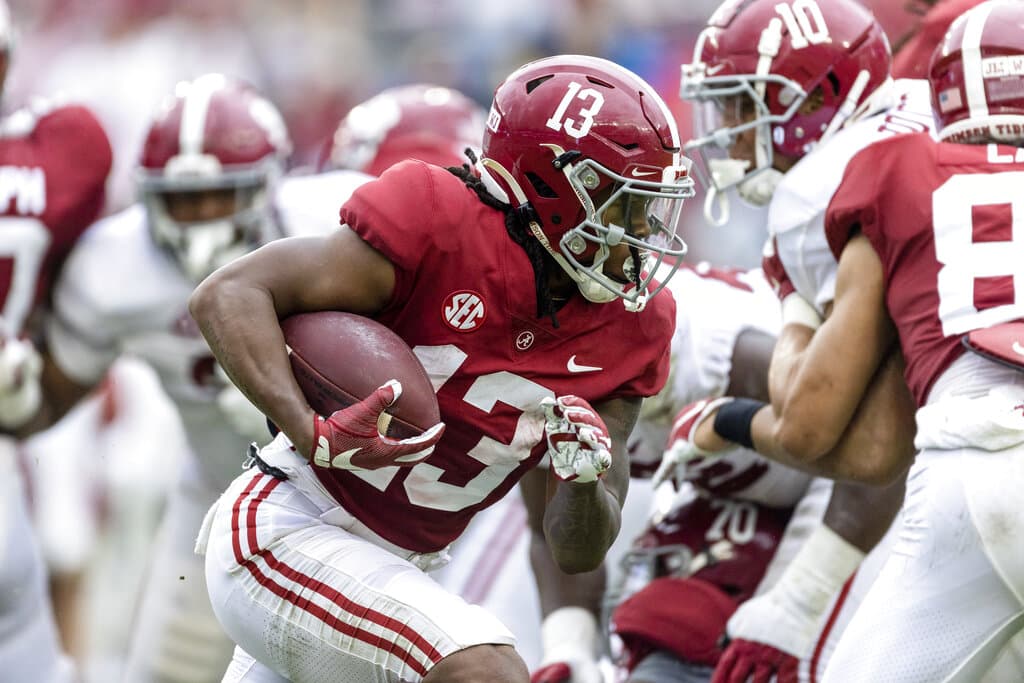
[929,0,1024,145]
[137,73,292,283]
[681,0,891,216]
[324,83,485,175]
[479,55,694,312]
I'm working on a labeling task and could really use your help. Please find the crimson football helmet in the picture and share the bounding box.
[137,73,291,282]
[929,0,1024,144]
[324,83,484,175]
[479,55,693,311]
[681,0,891,214]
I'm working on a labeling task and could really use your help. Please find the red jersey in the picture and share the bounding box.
[825,133,1024,405]
[0,101,111,334]
[324,160,675,552]
[628,493,790,604]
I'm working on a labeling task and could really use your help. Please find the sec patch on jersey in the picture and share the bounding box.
[281,311,439,439]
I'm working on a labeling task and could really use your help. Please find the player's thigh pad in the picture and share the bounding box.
[822,448,1024,683]
[204,469,516,683]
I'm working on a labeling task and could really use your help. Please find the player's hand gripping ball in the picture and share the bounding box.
[281,311,444,470]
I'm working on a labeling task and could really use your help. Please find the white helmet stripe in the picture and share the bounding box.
[180,74,226,156]
[962,1,996,120]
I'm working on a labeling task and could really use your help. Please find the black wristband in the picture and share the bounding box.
[712,398,767,450]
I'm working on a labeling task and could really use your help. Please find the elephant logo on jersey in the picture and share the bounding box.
[442,290,486,332]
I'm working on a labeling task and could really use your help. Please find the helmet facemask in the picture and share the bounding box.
[139,158,281,283]
[556,156,692,311]
[681,25,806,224]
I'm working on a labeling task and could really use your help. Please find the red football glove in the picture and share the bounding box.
[530,663,572,683]
[542,395,612,483]
[311,379,444,470]
[712,639,798,683]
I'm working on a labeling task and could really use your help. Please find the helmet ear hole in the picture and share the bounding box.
[526,172,558,199]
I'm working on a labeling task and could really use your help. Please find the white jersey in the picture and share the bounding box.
[46,169,372,490]
[769,79,936,314]
[630,261,780,466]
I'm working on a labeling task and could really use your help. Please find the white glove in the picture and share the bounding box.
[531,607,603,683]
[542,395,612,484]
[651,397,733,488]
[723,524,865,661]
[0,335,43,429]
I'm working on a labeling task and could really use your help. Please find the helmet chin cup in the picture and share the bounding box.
[737,167,783,207]
[708,157,751,189]
[576,275,621,304]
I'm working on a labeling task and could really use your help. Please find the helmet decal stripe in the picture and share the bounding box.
[961,2,996,120]
[180,74,224,156]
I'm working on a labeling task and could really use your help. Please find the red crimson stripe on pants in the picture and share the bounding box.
[229,473,443,677]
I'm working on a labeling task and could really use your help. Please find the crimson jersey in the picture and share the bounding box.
[323,160,675,552]
[826,133,1024,405]
[0,101,111,335]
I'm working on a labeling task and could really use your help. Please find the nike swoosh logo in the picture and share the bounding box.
[630,168,659,177]
[706,63,726,76]
[567,355,602,373]
[1013,341,1024,357]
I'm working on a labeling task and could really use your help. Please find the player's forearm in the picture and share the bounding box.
[824,474,906,553]
[543,479,621,574]
[190,267,315,454]
[766,323,815,410]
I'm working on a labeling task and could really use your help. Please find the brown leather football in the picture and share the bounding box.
[281,311,439,439]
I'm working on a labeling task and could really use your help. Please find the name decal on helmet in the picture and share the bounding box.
[442,290,487,332]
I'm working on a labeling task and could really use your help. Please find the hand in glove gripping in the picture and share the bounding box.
[542,395,612,483]
[311,379,444,470]
[711,579,818,683]
[651,397,734,488]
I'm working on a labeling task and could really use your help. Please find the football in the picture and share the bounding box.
[281,311,439,439]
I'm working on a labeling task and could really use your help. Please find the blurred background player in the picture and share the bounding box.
[8,75,486,683]
[0,0,114,680]
[12,74,295,683]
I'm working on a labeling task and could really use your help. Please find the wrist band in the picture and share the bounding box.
[712,398,767,450]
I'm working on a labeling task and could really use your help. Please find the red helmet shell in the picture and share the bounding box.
[929,0,1024,144]
[139,73,290,177]
[481,54,682,245]
[325,84,485,175]
[697,0,891,158]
